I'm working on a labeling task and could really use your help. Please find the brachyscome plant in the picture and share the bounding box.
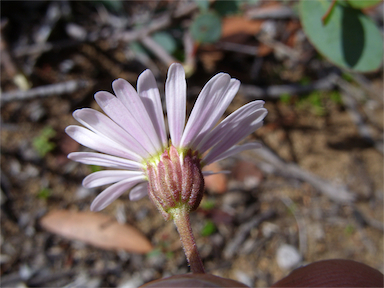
[66,63,267,273]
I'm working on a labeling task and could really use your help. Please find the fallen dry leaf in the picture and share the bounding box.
[221,16,263,38]
[203,162,228,194]
[41,210,152,253]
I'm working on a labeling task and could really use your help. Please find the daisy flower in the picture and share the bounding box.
[66,63,267,219]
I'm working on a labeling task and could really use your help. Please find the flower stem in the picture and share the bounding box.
[172,208,205,274]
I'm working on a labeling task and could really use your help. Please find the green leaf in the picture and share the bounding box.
[299,0,383,72]
[213,0,240,16]
[37,188,51,199]
[347,0,382,9]
[190,12,222,44]
[201,220,216,236]
[90,165,101,173]
[194,0,210,12]
[200,199,215,210]
[33,126,56,157]
[152,32,177,54]
[330,91,342,104]
[279,93,291,104]
[93,0,124,13]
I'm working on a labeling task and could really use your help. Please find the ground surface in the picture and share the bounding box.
[1,1,383,287]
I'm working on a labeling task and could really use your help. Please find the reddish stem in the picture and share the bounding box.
[321,0,337,25]
[172,208,205,274]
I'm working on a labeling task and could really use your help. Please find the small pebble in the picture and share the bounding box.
[235,270,253,287]
[27,102,46,122]
[276,244,302,270]
[75,186,94,200]
[19,264,33,281]
[117,273,145,288]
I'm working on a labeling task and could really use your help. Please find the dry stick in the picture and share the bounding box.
[13,39,82,58]
[14,2,198,58]
[140,36,177,67]
[334,77,384,155]
[1,80,91,103]
[223,209,276,259]
[350,73,383,103]
[216,41,258,56]
[24,2,62,75]
[240,73,338,99]
[250,146,356,203]
[246,5,297,19]
[280,196,307,257]
[258,35,301,61]
[114,2,197,43]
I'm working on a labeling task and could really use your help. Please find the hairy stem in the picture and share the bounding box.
[172,208,205,274]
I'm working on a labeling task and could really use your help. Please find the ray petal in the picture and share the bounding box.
[165,63,186,148]
[90,176,146,211]
[68,152,144,170]
[83,170,145,188]
[113,78,163,152]
[138,69,167,149]
[65,125,142,162]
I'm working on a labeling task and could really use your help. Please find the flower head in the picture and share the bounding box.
[66,63,267,219]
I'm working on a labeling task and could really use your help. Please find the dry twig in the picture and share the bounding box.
[240,73,338,99]
[140,36,177,67]
[1,80,91,103]
[250,146,356,203]
[223,209,276,259]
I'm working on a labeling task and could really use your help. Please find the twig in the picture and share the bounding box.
[258,35,301,61]
[23,2,63,75]
[340,92,383,154]
[333,75,384,155]
[280,196,307,257]
[14,2,198,59]
[34,2,61,44]
[1,80,91,103]
[223,209,276,259]
[333,76,384,154]
[333,75,366,101]
[13,39,82,58]
[353,207,384,232]
[140,36,177,67]
[250,146,356,203]
[183,30,196,74]
[0,24,18,78]
[240,73,338,99]
[114,14,171,42]
[350,73,383,103]
[216,41,258,56]
[125,45,161,78]
[246,5,297,19]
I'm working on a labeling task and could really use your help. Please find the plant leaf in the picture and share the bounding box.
[347,0,382,9]
[152,32,177,54]
[190,12,222,44]
[299,0,383,72]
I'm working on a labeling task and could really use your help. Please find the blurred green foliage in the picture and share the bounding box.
[37,187,51,199]
[190,11,222,44]
[152,32,177,54]
[200,199,216,210]
[201,220,216,236]
[33,126,56,157]
[90,165,102,173]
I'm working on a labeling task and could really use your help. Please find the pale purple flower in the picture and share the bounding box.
[66,63,267,213]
